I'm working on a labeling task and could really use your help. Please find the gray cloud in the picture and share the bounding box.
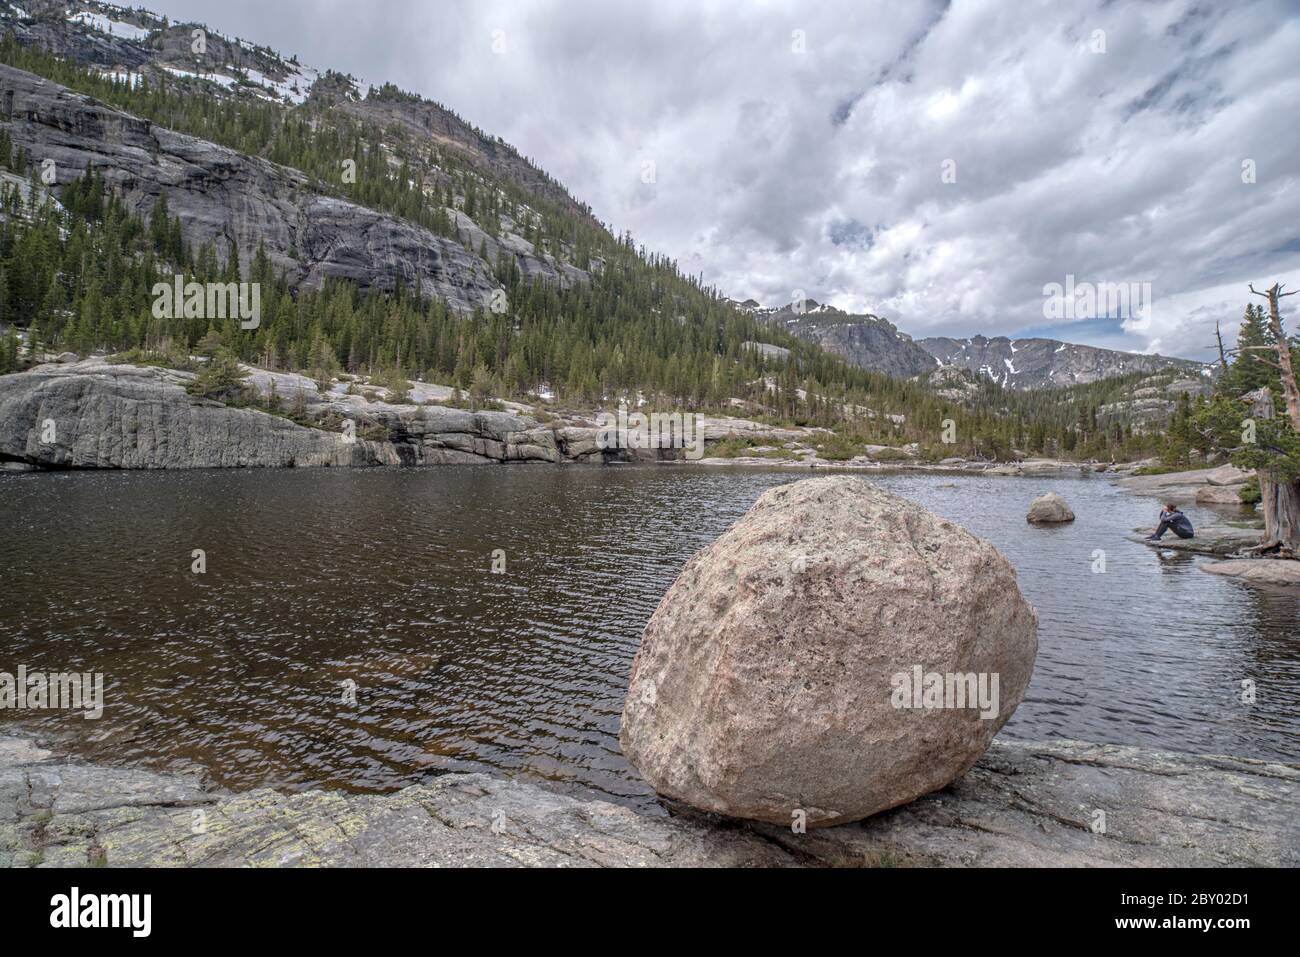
[149,0,1300,359]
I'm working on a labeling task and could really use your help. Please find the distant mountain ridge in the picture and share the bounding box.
[916,335,1210,390]
[732,298,1211,390]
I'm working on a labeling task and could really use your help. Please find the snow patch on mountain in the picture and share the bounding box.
[243,65,318,105]
[161,65,237,90]
[67,11,153,40]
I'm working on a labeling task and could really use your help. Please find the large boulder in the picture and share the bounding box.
[1026,492,1075,524]
[619,476,1037,827]
[1118,465,1252,503]
[1205,464,1254,486]
[1195,485,1249,506]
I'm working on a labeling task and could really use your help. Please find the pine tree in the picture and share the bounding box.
[1226,303,1275,394]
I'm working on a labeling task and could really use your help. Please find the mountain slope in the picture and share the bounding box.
[0,3,590,307]
[917,335,1210,390]
[735,299,937,378]
[0,0,1195,467]
[3,1,596,224]
[0,3,923,431]
[0,62,521,309]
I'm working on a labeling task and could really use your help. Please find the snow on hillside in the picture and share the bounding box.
[244,65,319,105]
[161,65,237,90]
[67,11,154,40]
[95,67,143,88]
[53,3,323,106]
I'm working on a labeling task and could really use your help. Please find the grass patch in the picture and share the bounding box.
[108,348,197,372]
[708,436,796,459]
[812,433,863,462]
[869,448,913,463]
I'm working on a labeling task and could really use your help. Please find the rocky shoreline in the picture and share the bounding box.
[0,360,589,470]
[1115,464,1257,507]
[1116,464,1300,584]
[1,734,1294,867]
[0,358,1151,474]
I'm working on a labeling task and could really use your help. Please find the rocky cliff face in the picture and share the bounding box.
[0,2,590,306]
[1096,374,1214,429]
[306,74,597,228]
[0,64,582,309]
[917,364,984,403]
[0,360,596,469]
[917,335,1209,390]
[0,361,394,469]
[4,1,598,225]
[732,294,1211,392]
[736,298,1210,392]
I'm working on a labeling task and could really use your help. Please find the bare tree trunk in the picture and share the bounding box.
[1246,388,1300,552]
[1250,282,1300,430]
[1215,321,1229,374]
[1260,472,1300,551]
[1243,284,1300,552]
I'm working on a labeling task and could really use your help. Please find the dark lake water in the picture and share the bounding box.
[1,466,1296,811]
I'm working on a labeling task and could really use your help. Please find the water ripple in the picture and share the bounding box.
[0,465,1295,811]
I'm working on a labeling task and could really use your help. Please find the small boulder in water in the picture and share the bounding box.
[619,476,1038,827]
[1026,492,1075,524]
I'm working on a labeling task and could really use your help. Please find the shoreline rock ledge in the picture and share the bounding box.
[2,734,1296,867]
[620,475,1038,827]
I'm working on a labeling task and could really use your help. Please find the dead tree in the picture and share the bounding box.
[1246,282,1300,552]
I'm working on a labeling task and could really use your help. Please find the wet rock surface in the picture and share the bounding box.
[2,735,1294,867]
[1200,559,1300,587]
[1126,526,1263,556]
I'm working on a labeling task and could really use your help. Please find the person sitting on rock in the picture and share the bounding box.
[1146,503,1195,541]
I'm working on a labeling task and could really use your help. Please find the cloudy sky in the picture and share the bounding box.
[150,0,1299,359]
